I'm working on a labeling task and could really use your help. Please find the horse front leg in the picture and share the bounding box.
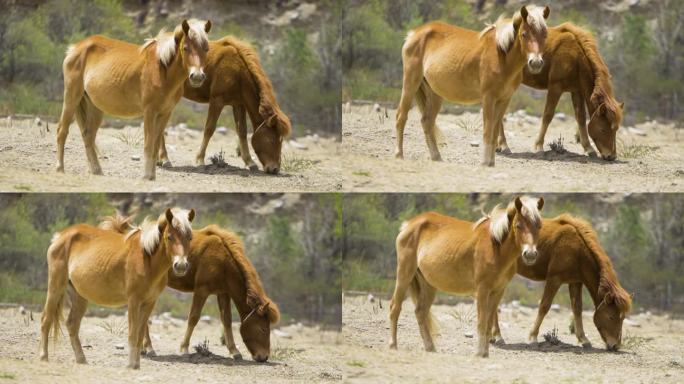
[534,85,563,153]
[154,112,173,168]
[217,294,242,360]
[571,92,596,156]
[528,278,562,344]
[127,298,143,369]
[475,285,493,357]
[195,101,224,166]
[234,106,258,171]
[180,291,209,354]
[481,96,498,167]
[569,283,591,348]
[142,111,159,180]
[395,58,423,159]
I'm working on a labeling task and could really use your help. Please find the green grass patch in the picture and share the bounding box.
[347,360,366,368]
[0,372,16,380]
[352,170,371,177]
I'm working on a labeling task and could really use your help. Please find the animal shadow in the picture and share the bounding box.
[495,340,629,355]
[147,351,279,367]
[163,163,292,178]
[498,149,627,165]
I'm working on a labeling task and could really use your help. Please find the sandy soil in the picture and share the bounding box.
[342,293,684,383]
[0,119,342,192]
[0,307,342,383]
[342,105,684,192]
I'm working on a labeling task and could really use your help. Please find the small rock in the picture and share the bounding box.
[367,294,375,303]
[373,103,381,113]
[131,155,141,161]
[470,141,480,147]
[115,343,125,350]
[289,140,308,150]
[554,112,567,121]
[200,315,211,323]
[273,329,292,339]
[19,306,26,315]
[464,332,474,338]
[550,304,560,312]
[628,127,647,136]
[624,318,640,327]
[216,127,228,135]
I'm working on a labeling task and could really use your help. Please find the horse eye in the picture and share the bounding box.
[167,234,173,241]
[522,31,528,38]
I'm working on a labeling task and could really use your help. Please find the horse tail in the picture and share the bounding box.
[415,79,445,145]
[408,270,439,337]
[218,37,291,137]
[43,231,74,347]
[560,214,632,313]
[98,212,135,234]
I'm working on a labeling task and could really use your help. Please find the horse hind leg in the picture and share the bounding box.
[195,101,225,167]
[75,94,104,175]
[534,86,562,153]
[569,283,591,348]
[56,74,86,173]
[528,278,562,344]
[39,237,70,361]
[217,294,242,360]
[490,310,505,345]
[416,80,444,161]
[388,225,420,350]
[65,283,89,364]
[395,60,423,159]
[411,271,437,352]
[571,92,596,156]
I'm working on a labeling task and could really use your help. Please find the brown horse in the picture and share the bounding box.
[56,19,211,180]
[497,23,624,159]
[396,5,550,166]
[159,36,291,174]
[389,196,544,357]
[138,224,280,362]
[39,209,195,369]
[491,213,632,350]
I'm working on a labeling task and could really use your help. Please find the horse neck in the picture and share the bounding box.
[577,236,604,306]
[149,240,173,280]
[505,38,527,74]
[498,224,522,264]
[160,42,189,89]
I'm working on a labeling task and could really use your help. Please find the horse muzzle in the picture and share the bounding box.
[601,153,616,161]
[264,164,280,175]
[253,353,269,363]
[521,248,538,265]
[527,54,544,74]
[172,259,189,276]
[188,70,206,88]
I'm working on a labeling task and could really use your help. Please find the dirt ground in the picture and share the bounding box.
[0,119,342,192]
[342,105,684,192]
[0,307,342,383]
[342,293,684,383]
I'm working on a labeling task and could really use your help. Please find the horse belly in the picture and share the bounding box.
[417,246,475,295]
[68,251,128,307]
[423,49,481,104]
[83,63,143,118]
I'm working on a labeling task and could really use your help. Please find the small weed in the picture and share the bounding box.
[0,372,16,380]
[13,184,31,191]
[618,139,658,159]
[455,115,482,136]
[347,360,366,368]
[450,305,476,330]
[271,346,300,361]
[98,317,127,337]
[352,170,371,177]
[113,127,143,148]
[194,338,211,356]
[543,326,560,345]
[549,135,566,154]
[209,149,227,167]
[281,154,315,173]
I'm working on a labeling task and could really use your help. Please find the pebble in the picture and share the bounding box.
[115,343,124,350]
[216,127,228,135]
[464,332,474,338]
[470,141,480,147]
[131,155,141,161]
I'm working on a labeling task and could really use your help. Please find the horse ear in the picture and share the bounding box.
[619,102,625,110]
[520,6,529,22]
[204,20,212,33]
[181,19,190,35]
[188,209,195,222]
[543,5,550,19]
[537,197,544,211]
[165,208,174,226]
[174,28,184,45]
[514,197,523,212]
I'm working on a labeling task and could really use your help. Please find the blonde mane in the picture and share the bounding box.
[141,19,210,67]
[474,196,542,244]
[132,208,193,255]
[557,214,632,314]
[480,5,548,53]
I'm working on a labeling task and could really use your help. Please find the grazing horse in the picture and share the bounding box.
[497,23,624,159]
[138,225,280,362]
[491,214,631,350]
[389,196,545,358]
[159,36,291,174]
[56,19,211,180]
[396,5,550,167]
[39,208,195,369]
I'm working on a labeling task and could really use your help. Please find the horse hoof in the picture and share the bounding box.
[39,355,48,362]
[161,161,172,168]
[494,338,506,346]
[146,350,157,357]
[394,152,404,160]
[581,341,592,349]
[475,351,489,358]
[587,151,597,158]
[232,353,243,360]
[195,158,205,167]
[76,358,87,364]
[56,166,64,173]
[499,148,512,155]
[248,164,259,172]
